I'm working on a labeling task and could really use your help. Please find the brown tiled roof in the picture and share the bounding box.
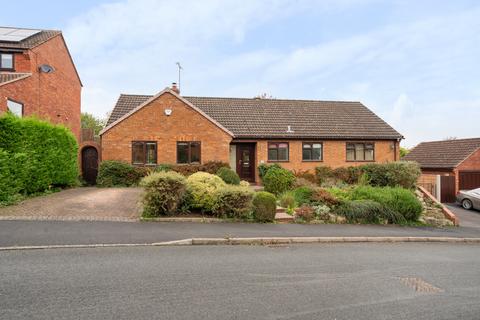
[105,93,403,139]
[402,138,480,169]
[0,28,61,50]
[0,72,31,86]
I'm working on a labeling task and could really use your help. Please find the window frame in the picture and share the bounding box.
[267,142,290,162]
[131,141,157,166]
[346,142,375,162]
[6,98,23,117]
[302,142,323,162]
[0,52,14,71]
[176,141,201,164]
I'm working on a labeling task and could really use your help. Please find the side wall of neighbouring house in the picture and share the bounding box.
[0,35,81,140]
[454,148,480,192]
[101,92,232,164]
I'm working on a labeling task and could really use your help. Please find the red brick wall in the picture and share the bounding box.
[0,34,81,140]
[454,148,480,192]
[101,92,233,164]
[254,140,399,181]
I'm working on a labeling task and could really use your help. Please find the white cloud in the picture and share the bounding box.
[65,0,480,146]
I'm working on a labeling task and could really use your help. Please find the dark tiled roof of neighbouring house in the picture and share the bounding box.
[105,92,403,140]
[0,28,61,50]
[402,138,480,169]
[0,72,31,86]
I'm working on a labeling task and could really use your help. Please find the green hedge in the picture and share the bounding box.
[96,160,146,187]
[335,200,406,224]
[212,185,253,218]
[262,166,295,195]
[216,167,240,185]
[252,191,277,222]
[0,114,78,203]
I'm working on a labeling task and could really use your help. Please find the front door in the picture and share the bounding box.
[236,144,255,182]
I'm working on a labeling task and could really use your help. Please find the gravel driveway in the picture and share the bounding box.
[0,187,144,221]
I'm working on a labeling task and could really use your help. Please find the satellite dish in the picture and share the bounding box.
[39,64,55,73]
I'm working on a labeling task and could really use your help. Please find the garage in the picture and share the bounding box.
[403,137,480,202]
[459,171,480,190]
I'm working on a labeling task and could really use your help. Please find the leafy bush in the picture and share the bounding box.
[313,204,331,220]
[335,200,405,224]
[216,167,240,185]
[293,169,317,183]
[0,114,78,203]
[361,161,420,189]
[96,160,143,187]
[262,166,295,195]
[310,188,340,206]
[240,180,250,187]
[140,171,187,216]
[316,165,362,185]
[185,172,226,212]
[293,177,317,188]
[155,164,173,172]
[212,185,253,218]
[167,161,230,176]
[295,205,315,222]
[278,190,297,212]
[315,166,333,184]
[252,191,277,222]
[258,163,281,180]
[293,186,315,205]
[349,186,422,221]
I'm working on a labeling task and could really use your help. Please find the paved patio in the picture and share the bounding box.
[0,187,143,221]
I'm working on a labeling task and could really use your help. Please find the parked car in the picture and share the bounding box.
[456,188,480,210]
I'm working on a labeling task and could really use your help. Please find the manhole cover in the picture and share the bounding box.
[399,277,444,293]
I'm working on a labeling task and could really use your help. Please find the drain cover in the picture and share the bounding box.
[400,277,444,293]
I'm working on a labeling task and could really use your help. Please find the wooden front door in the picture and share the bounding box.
[82,147,99,185]
[236,144,255,182]
[440,175,456,203]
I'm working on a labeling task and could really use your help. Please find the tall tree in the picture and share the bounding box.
[81,112,106,136]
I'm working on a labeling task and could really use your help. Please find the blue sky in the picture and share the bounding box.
[1,0,479,147]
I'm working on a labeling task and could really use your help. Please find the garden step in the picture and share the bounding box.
[275,207,293,222]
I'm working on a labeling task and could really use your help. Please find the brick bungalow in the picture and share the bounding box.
[403,138,480,202]
[100,84,403,183]
[0,27,82,140]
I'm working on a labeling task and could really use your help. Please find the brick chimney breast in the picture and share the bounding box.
[171,82,180,94]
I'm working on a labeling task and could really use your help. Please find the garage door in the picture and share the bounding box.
[459,171,480,190]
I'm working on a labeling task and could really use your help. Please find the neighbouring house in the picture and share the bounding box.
[99,84,403,184]
[0,26,82,140]
[403,138,480,202]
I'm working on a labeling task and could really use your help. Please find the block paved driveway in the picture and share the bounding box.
[0,187,143,221]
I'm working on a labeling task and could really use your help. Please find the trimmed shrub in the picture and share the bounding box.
[360,161,420,189]
[295,205,315,222]
[0,114,78,203]
[169,161,230,176]
[216,167,240,185]
[293,169,317,183]
[335,200,405,224]
[212,185,253,218]
[293,186,315,205]
[349,186,422,221]
[240,180,250,187]
[252,191,277,222]
[310,188,340,206]
[185,172,226,212]
[96,160,143,187]
[258,163,281,180]
[140,171,187,216]
[263,166,295,195]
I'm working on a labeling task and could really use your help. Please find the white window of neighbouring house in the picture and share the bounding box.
[7,99,23,117]
[0,53,13,70]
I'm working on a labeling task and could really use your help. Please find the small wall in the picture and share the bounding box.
[418,186,459,226]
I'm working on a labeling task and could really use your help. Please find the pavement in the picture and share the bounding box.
[1,243,479,319]
[0,187,143,221]
[0,219,479,247]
